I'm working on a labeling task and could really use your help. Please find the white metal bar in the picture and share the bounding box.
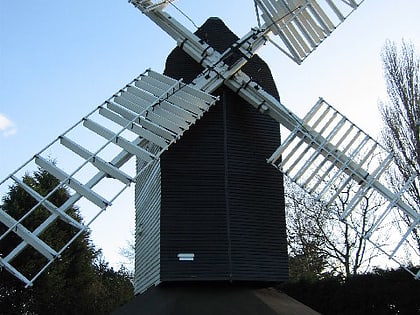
[300,10,325,40]
[270,29,303,63]
[289,110,340,179]
[146,69,177,85]
[314,107,339,136]
[98,107,168,148]
[356,142,378,171]
[339,153,395,220]
[308,1,335,32]
[302,117,347,187]
[114,96,183,134]
[0,209,58,261]
[256,0,304,61]
[125,93,190,130]
[147,70,216,105]
[278,103,332,169]
[272,0,289,14]
[0,101,107,189]
[105,101,176,141]
[82,118,155,163]
[390,215,420,259]
[59,136,134,185]
[127,85,196,123]
[256,0,365,63]
[130,0,174,12]
[325,0,345,21]
[308,123,357,193]
[316,134,370,200]
[166,93,205,115]
[309,103,333,129]
[35,155,110,209]
[342,0,359,9]
[138,116,178,141]
[287,21,312,55]
[281,103,334,172]
[294,116,346,183]
[330,151,392,209]
[139,73,172,91]
[259,0,282,20]
[114,94,148,112]
[293,16,317,48]
[122,87,191,127]
[365,170,417,238]
[310,135,357,195]
[138,73,179,99]
[142,109,184,134]
[124,87,197,127]
[10,175,84,230]
[0,258,31,286]
[267,126,300,164]
[281,25,307,60]
[27,142,161,288]
[277,134,308,171]
[303,98,325,123]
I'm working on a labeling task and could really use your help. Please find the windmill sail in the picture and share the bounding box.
[0,70,218,287]
[268,98,420,274]
[255,0,365,63]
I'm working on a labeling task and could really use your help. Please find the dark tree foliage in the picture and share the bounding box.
[288,241,328,281]
[280,267,420,315]
[0,169,133,314]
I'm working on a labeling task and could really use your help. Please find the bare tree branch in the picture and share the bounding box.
[379,40,420,254]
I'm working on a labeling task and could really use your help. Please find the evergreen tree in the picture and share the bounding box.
[0,168,133,314]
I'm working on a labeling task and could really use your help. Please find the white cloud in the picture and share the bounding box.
[0,113,17,137]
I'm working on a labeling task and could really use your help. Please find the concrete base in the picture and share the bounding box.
[112,284,320,315]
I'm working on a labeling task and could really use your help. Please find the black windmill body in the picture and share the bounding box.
[134,18,287,294]
[158,17,287,286]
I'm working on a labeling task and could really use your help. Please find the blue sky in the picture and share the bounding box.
[1,0,419,268]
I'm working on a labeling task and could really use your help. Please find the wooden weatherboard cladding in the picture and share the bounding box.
[159,18,288,283]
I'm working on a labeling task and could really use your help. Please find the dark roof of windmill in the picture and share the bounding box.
[164,17,281,101]
[111,283,321,315]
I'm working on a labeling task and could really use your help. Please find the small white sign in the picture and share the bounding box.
[177,253,195,261]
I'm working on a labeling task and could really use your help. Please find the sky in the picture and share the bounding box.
[0,0,419,270]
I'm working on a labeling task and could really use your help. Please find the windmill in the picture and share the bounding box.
[0,0,419,301]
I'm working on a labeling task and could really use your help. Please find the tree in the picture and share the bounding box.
[323,187,384,277]
[118,230,135,277]
[0,168,133,314]
[379,40,420,255]
[286,177,384,279]
[286,182,329,280]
